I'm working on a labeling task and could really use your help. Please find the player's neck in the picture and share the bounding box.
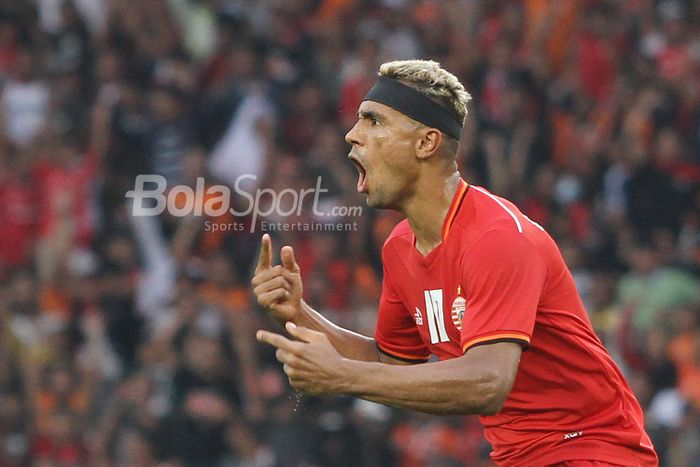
[404,171,462,256]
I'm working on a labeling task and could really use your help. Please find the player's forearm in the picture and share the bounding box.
[340,356,506,415]
[294,300,380,362]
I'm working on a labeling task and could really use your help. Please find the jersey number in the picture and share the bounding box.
[424,289,450,344]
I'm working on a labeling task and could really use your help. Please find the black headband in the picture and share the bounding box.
[363,76,463,139]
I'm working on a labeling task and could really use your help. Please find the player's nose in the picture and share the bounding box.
[345,121,362,146]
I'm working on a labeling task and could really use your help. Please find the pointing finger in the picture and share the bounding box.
[256,329,295,350]
[285,322,323,343]
[255,234,273,273]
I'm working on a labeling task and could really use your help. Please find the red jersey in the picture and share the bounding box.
[34,152,99,247]
[0,178,38,266]
[375,180,658,466]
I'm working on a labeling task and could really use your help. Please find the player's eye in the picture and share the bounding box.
[359,114,379,126]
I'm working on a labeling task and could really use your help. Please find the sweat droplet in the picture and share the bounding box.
[292,391,304,413]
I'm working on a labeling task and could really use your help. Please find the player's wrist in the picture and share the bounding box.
[272,300,304,328]
[294,299,313,323]
[333,357,363,395]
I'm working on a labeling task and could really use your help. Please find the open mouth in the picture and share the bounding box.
[349,154,367,193]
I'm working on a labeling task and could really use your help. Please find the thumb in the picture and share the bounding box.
[281,246,300,273]
[285,322,321,343]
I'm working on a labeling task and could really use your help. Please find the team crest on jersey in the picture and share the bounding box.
[451,286,466,330]
[414,307,423,325]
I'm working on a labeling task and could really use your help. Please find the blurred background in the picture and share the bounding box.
[0,0,699,465]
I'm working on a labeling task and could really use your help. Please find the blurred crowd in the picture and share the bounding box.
[0,0,699,466]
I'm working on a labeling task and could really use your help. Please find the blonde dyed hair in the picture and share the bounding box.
[379,59,472,127]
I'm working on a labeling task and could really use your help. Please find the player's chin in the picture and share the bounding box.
[364,191,380,208]
[368,184,401,209]
[365,192,392,210]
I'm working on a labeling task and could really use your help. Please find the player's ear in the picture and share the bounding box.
[415,128,442,161]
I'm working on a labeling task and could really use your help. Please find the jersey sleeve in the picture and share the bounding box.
[374,247,431,362]
[460,228,547,352]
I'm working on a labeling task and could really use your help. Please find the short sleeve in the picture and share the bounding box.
[374,250,431,362]
[460,229,547,352]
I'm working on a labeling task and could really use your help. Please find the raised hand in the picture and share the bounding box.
[251,234,303,325]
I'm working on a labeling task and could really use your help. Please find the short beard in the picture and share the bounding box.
[366,190,399,211]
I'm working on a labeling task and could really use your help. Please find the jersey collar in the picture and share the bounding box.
[441,178,469,241]
[411,178,469,268]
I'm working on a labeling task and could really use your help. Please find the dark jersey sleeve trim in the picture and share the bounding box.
[376,344,430,363]
[464,337,530,353]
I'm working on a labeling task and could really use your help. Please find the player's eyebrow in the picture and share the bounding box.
[358,109,384,122]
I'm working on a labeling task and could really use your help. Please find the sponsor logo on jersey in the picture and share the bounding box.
[414,307,423,325]
[451,285,466,330]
